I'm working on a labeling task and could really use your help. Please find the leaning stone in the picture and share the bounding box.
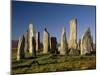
[17,36,25,60]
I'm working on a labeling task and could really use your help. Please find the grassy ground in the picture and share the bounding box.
[12,49,96,74]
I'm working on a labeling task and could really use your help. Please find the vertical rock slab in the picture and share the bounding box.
[43,28,50,53]
[36,32,40,51]
[81,28,93,55]
[28,23,36,56]
[32,37,36,57]
[50,37,58,54]
[17,37,22,60]
[69,18,77,50]
[60,27,68,55]
[17,36,25,60]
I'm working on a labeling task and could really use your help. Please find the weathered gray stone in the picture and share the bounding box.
[60,27,68,55]
[28,23,36,56]
[50,37,58,54]
[36,32,40,51]
[43,28,50,53]
[17,36,25,60]
[69,18,77,50]
[81,28,93,55]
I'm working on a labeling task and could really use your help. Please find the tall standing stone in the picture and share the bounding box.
[43,28,50,53]
[81,28,93,55]
[17,36,25,60]
[28,23,36,56]
[50,37,58,54]
[36,32,40,51]
[32,37,36,57]
[69,18,77,50]
[60,27,68,55]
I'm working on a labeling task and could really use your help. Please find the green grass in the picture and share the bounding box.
[12,49,96,74]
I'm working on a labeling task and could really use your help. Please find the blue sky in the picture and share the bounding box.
[12,1,96,43]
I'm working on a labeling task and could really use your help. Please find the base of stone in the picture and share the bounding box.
[69,49,80,55]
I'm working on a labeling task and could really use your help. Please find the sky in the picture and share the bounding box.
[12,1,96,43]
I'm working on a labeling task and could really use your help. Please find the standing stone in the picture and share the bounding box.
[28,23,36,56]
[69,18,77,50]
[50,37,58,54]
[17,37,22,61]
[90,36,94,52]
[43,28,50,53]
[60,27,68,55]
[17,36,25,60]
[36,32,40,51]
[77,39,81,50]
[81,28,93,55]
[32,37,36,57]
[24,32,28,53]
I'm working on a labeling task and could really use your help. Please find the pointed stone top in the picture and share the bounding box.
[82,27,91,42]
[84,27,91,35]
[70,17,77,23]
[44,28,47,31]
[44,28,49,33]
[29,23,33,28]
